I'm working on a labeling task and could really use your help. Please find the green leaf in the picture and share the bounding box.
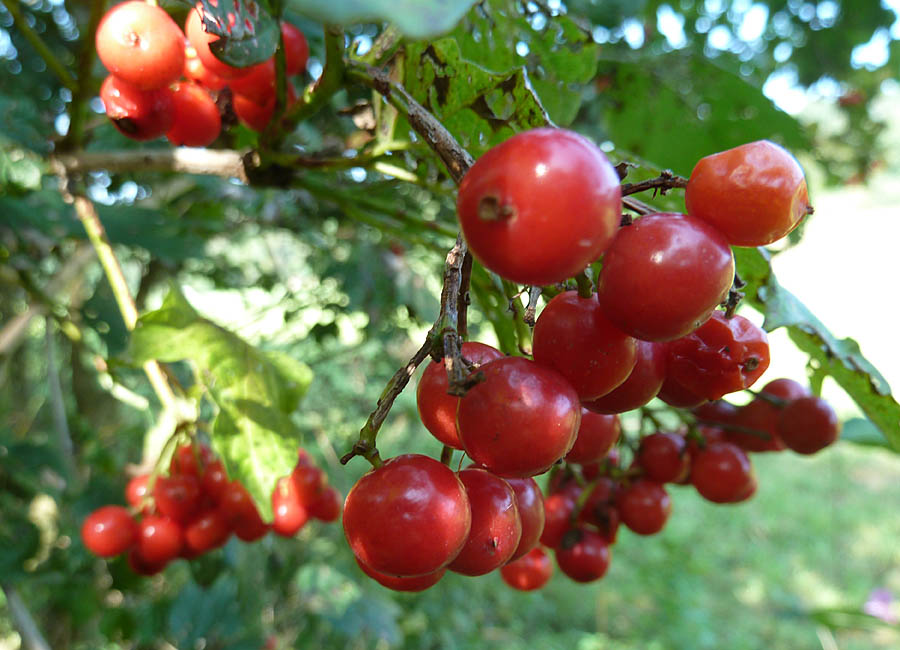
[449,0,600,126]
[130,287,313,519]
[0,139,44,194]
[200,0,280,68]
[287,0,478,39]
[809,606,898,631]
[591,52,808,175]
[404,38,550,158]
[735,247,900,450]
[839,418,892,449]
[0,500,41,581]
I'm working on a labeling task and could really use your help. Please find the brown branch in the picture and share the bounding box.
[622,196,656,216]
[54,149,250,182]
[522,286,542,326]
[620,170,688,197]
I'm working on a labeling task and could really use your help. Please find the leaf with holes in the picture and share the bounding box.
[130,287,313,519]
[199,0,280,67]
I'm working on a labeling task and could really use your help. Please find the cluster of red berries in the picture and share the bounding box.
[95,1,308,143]
[81,444,340,575]
[341,132,839,592]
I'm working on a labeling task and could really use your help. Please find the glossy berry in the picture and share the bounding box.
[532,291,637,400]
[95,1,185,90]
[166,83,221,147]
[457,128,621,285]
[183,510,230,554]
[777,396,840,454]
[667,311,770,400]
[219,480,268,541]
[125,474,151,512]
[343,454,471,577]
[100,75,174,141]
[691,442,755,503]
[500,547,554,591]
[729,378,806,452]
[555,528,611,583]
[281,22,309,76]
[448,468,522,576]
[184,4,251,80]
[457,357,581,478]
[290,462,326,506]
[583,340,667,414]
[127,548,167,576]
[271,476,309,537]
[596,213,735,342]
[686,140,812,246]
[356,557,445,592]
[135,515,183,565]
[81,506,138,557]
[577,478,620,544]
[201,459,229,503]
[637,432,690,483]
[232,85,296,132]
[539,490,577,549]
[184,45,227,90]
[229,59,276,105]
[417,341,503,449]
[308,485,342,523]
[565,410,620,465]
[656,373,708,409]
[505,477,545,561]
[153,474,202,524]
[616,480,671,535]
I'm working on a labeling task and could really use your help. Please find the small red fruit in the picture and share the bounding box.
[565,410,620,465]
[271,476,309,537]
[166,83,221,147]
[505,477,545,561]
[135,515,183,565]
[81,505,138,557]
[184,510,230,553]
[616,480,671,535]
[100,75,174,141]
[636,432,690,483]
[356,557,445,592]
[555,528,611,583]
[777,396,840,455]
[308,485,342,523]
[281,22,309,76]
[184,4,251,80]
[691,442,755,503]
[153,474,202,524]
[583,340,667,414]
[500,547,554,591]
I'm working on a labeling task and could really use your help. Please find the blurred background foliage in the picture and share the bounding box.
[1,0,900,648]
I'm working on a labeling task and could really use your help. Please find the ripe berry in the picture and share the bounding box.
[343,454,471,577]
[135,515,183,565]
[281,23,309,76]
[457,357,581,477]
[564,410,620,465]
[219,480,268,541]
[448,468,522,576]
[728,378,809,452]
[583,340,667,414]
[125,474,151,512]
[505,477,545,561]
[596,213,734,342]
[308,485,342,523]
[540,490,577,549]
[100,75,174,141]
[229,59,276,105]
[233,84,296,132]
[532,290,637,400]
[184,4,251,80]
[656,372,707,409]
[616,480,671,535]
[456,128,621,285]
[184,45,227,91]
[81,505,138,557]
[577,478,620,544]
[691,442,755,503]
[153,474,202,524]
[183,510,230,554]
[416,341,503,449]
[356,557,445,592]
[555,527,611,583]
[95,1,185,90]
[777,395,840,454]
[637,432,690,483]
[271,476,309,537]
[166,83,221,147]
[686,140,812,246]
[500,547,554,591]
[667,311,770,400]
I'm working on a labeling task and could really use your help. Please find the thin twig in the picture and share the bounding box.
[1,583,51,650]
[1,0,77,91]
[61,0,104,150]
[620,170,688,197]
[523,286,542,326]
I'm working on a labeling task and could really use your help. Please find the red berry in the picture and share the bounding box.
[596,213,734,342]
[219,480,267,541]
[637,432,690,483]
[656,372,708,409]
[135,515,183,565]
[308,485,342,523]
[416,341,503,449]
[539,491,576,549]
[686,140,811,247]
[565,410,620,465]
[532,290,637,400]
[576,478,620,544]
[100,75,174,141]
[777,396,840,455]
[95,1,184,90]
[184,44,227,90]
[616,480,671,535]
[457,357,581,478]
[232,84,296,132]
[127,548,167,576]
[201,459,229,503]
[583,340,667,414]
[448,468,522,576]
[505,477,545,561]
[281,22,309,76]
[667,311,770,400]
[343,454,471,577]
[500,547,554,591]
[166,83,221,147]
[153,475,202,524]
[125,474,152,512]
[457,128,621,285]
[290,462,326,506]
[728,378,808,451]
[184,510,230,553]
[691,442,755,503]
[355,556,445,592]
[555,528,611,583]
[81,505,138,557]
[271,476,309,537]
[229,59,276,105]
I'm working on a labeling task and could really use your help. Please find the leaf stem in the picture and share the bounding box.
[1,0,77,92]
[281,25,346,129]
